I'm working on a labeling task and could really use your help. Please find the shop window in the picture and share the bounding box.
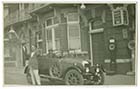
[47,40,52,50]
[68,24,80,37]
[67,23,81,50]
[46,29,52,40]
[67,13,79,22]
[67,12,81,50]
[45,17,60,27]
[60,13,67,23]
[45,27,61,52]
[36,31,42,40]
[46,18,53,26]
[54,16,59,24]
[69,38,80,49]
[55,39,60,50]
[36,31,43,50]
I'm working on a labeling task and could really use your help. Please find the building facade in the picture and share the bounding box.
[4,3,136,74]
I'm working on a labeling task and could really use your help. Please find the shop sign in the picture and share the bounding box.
[91,19,103,29]
[122,29,128,39]
[112,7,129,26]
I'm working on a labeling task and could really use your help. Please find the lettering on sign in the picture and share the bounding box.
[91,20,103,29]
[122,29,128,39]
[112,7,129,26]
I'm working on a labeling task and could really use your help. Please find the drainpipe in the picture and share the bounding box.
[89,22,93,66]
[52,17,56,51]
[52,28,56,50]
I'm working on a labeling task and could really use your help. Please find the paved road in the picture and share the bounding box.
[4,67,135,85]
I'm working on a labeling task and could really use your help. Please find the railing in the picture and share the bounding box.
[4,4,46,27]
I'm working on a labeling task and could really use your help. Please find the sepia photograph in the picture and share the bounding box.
[3,2,137,86]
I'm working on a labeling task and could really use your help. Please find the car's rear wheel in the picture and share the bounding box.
[49,63,61,78]
[65,69,84,85]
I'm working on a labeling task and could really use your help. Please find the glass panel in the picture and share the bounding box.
[46,19,52,26]
[60,13,67,23]
[67,13,78,22]
[68,24,80,37]
[47,40,52,50]
[69,38,80,49]
[46,29,52,40]
[55,40,60,50]
[54,16,59,24]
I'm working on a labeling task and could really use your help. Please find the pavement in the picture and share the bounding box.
[4,66,136,86]
[4,67,29,85]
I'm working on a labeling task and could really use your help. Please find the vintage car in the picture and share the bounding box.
[24,50,105,85]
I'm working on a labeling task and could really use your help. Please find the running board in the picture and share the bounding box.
[40,74,64,81]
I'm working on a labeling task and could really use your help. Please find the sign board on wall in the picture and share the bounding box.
[122,29,128,39]
[112,7,129,26]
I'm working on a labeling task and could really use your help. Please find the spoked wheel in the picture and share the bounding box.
[49,63,61,78]
[93,73,104,85]
[65,69,84,85]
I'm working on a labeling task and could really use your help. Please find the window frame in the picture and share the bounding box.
[66,12,81,51]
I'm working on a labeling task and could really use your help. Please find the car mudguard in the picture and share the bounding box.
[62,65,83,78]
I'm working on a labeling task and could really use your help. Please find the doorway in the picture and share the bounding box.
[91,32,105,65]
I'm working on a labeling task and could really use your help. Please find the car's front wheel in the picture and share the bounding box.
[65,69,84,85]
[92,72,104,85]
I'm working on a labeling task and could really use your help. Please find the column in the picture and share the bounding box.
[52,28,56,50]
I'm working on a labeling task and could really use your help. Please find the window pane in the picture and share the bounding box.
[37,42,42,49]
[55,40,60,50]
[54,16,59,24]
[60,13,67,23]
[67,13,78,22]
[48,40,52,50]
[46,29,52,40]
[68,24,80,37]
[55,28,61,39]
[69,38,80,49]
[46,19,52,26]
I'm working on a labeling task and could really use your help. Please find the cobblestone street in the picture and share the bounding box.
[4,66,135,85]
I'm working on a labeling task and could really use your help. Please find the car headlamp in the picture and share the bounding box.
[96,68,100,72]
[82,61,90,73]
[82,60,89,67]
[85,67,90,72]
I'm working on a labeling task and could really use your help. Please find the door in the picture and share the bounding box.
[91,32,105,64]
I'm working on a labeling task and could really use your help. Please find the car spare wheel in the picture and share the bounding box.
[49,64,61,78]
[65,69,84,85]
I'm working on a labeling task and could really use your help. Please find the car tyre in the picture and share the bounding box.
[93,72,104,85]
[49,63,61,78]
[65,69,84,85]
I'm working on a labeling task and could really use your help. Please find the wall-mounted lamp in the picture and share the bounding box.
[8,26,19,39]
[80,3,86,9]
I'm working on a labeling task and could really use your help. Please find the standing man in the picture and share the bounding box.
[22,42,28,66]
[29,45,41,85]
